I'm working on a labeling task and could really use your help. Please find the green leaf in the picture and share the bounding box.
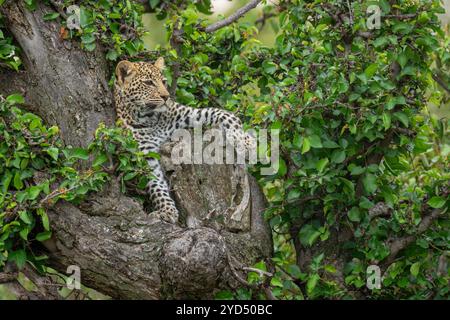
[299,224,321,246]
[302,137,311,154]
[324,265,337,273]
[382,112,391,131]
[46,147,59,161]
[287,189,301,202]
[81,34,96,45]
[306,274,320,295]
[215,291,234,300]
[13,171,24,190]
[316,158,329,172]
[67,148,89,160]
[362,173,377,194]
[84,42,96,52]
[9,249,27,269]
[323,140,340,148]
[270,277,283,287]
[123,172,137,181]
[331,150,346,164]
[339,178,355,197]
[386,96,406,110]
[309,135,322,148]
[287,264,303,279]
[379,0,391,13]
[43,12,60,21]
[19,227,30,241]
[6,94,24,105]
[36,231,52,242]
[277,158,287,176]
[348,164,365,176]
[27,186,41,200]
[397,52,408,69]
[262,60,277,74]
[93,152,108,167]
[393,112,409,128]
[427,196,446,209]
[149,0,160,9]
[106,49,119,61]
[19,211,33,225]
[347,207,361,222]
[364,63,378,78]
[293,134,303,150]
[410,262,420,277]
[38,208,50,231]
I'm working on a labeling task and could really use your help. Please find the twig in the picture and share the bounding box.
[255,12,276,31]
[39,185,77,207]
[204,0,262,33]
[0,272,18,284]
[346,0,353,25]
[432,73,450,95]
[0,62,13,69]
[385,13,417,20]
[395,127,416,137]
[48,0,68,19]
[242,267,273,277]
[226,252,277,299]
[289,195,321,206]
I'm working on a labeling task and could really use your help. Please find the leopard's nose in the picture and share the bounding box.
[159,87,170,99]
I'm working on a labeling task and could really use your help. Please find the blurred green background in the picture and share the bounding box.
[142,0,280,48]
[141,0,449,119]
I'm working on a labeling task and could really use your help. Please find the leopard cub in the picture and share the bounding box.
[114,58,254,223]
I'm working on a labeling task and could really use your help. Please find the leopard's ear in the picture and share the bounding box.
[115,61,136,86]
[154,57,165,71]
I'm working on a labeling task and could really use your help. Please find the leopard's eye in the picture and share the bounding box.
[143,80,154,86]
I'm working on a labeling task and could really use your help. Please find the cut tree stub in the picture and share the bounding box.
[160,140,251,232]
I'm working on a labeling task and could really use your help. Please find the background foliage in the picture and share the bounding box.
[1,0,449,300]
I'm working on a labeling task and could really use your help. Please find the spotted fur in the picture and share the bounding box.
[114,58,254,224]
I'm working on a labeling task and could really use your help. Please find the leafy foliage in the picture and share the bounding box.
[156,0,449,299]
[0,13,21,70]
[19,0,148,60]
[0,94,153,272]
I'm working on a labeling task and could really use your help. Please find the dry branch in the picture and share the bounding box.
[204,0,262,33]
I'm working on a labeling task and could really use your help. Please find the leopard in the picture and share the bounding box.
[113,58,255,224]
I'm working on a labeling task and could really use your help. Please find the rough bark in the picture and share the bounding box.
[0,0,272,299]
[0,0,114,147]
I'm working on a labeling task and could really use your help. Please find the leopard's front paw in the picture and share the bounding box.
[152,207,179,224]
[243,132,257,151]
[235,132,256,160]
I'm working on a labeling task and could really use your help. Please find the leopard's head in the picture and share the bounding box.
[114,58,170,116]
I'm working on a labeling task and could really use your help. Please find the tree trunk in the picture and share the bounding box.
[0,1,272,299]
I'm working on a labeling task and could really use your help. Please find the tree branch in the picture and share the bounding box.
[204,0,262,33]
[255,12,276,31]
[432,73,450,95]
[384,208,443,265]
[0,272,17,284]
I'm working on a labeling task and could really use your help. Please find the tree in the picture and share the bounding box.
[0,0,272,299]
[0,0,449,300]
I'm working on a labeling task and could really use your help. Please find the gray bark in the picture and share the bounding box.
[0,0,114,147]
[0,0,272,299]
